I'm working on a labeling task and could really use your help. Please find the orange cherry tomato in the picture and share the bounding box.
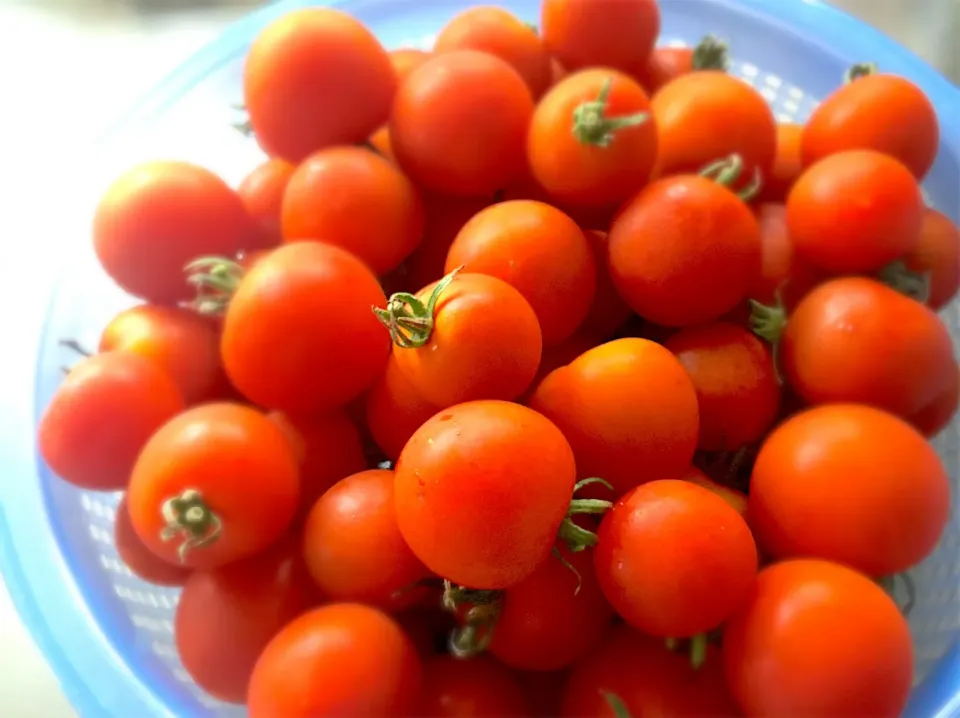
[665,322,780,452]
[651,71,777,181]
[748,202,823,309]
[900,208,960,310]
[787,149,923,274]
[434,6,551,99]
[420,655,531,718]
[391,50,534,197]
[530,338,699,496]
[633,35,729,93]
[724,559,913,718]
[237,157,296,250]
[390,47,430,83]
[243,8,395,162]
[528,69,657,209]
[445,200,596,346]
[39,352,184,491]
[756,123,803,203]
[281,146,424,275]
[541,0,660,73]
[114,495,191,587]
[386,272,542,408]
[364,354,441,462]
[680,465,748,518]
[99,304,221,406]
[368,124,395,163]
[802,66,939,179]
[749,404,950,576]
[127,402,300,569]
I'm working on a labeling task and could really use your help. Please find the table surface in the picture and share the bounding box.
[0,1,955,716]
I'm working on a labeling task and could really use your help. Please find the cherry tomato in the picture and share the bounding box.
[113,495,190,587]
[561,625,741,717]
[387,272,542,408]
[489,545,614,672]
[237,157,296,250]
[528,69,657,209]
[39,352,184,491]
[609,169,762,327]
[220,241,390,414]
[402,193,492,291]
[530,338,699,496]
[303,469,429,608]
[93,161,251,304]
[368,124,395,163]
[434,6,551,99]
[581,229,634,338]
[761,277,955,418]
[748,202,823,309]
[665,322,780,452]
[787,149,923,274]
[243,8,395,162]
[519,670,568,718]
[445,201,596,346]
[390,48,430,83]
[248,603,422,718]
[633,35,730,93]
[174,535,318,703]
[267,410,367,517]
[521,328,605,402]
[281,146,424,275]
[900,208,960,310]
[595,480,757,637]
[681,465,748,518]
[421,655,531,717]
[98,304,221,406]
[395,400,576,589]
[802,67,939,179]
[364,354,441,462]
[127,402,300,569]
[541,0,660,73]
[724,559,913,718]
[391,50,533,197]
[909,361,960,438]
[749,404,950,576]
[651,72,776,181]
[757,123,803,203]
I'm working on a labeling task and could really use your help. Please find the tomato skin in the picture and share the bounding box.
[541,0,660,73]
[530,338,699,496]
[802,73,939,179]
[267,410,367,518]
[393,273,542,408]
[633,46,695,93]
[561,625,740,717]
[221,241,390,415]
[39,352,184,491]
[528,69,657,209]
[723,559,913,718]
[445,201,596,346]
[594,480,757,637]
[365,354,441,462]
[749,404,950,576]
[787,150,923,274]
[395,400,576,589]
[909,361,960,438]
[391,51,533,197]
[489,546,614,672]
[748,202,823,309]
[609,175,761,327]
[582,230,633,338]
[93,161,252,304]
[665,323,780,452]
[127,402,300,569]
[114,496,191,587]
[421,655,530,717]
[243,8,395,162]
[390,48,430,83]
[174,535,318,704]
[281,146,424,275]
[903,208,960,310]
[756,123,803,203]
[303,469,429,607]
[651,72,776,180]
[248,603,423,718]
[779,277,955,418]
[99,304,221,406]
[681,466,748,518]
[434,6,551,99]
[237,158,296,250]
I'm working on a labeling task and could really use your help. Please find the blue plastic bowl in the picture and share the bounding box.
[1,0,959,716]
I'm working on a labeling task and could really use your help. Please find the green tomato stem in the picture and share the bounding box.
[572,78,650,148]
[159,488,223,563]
[844,62,879,83]
[878,260,932,305]
[373,266,461,348]
[690,633,708,669]
[692,35,730,71]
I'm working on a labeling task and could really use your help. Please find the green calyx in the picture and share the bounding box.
[844,62,879,83]
[556,477,615,553]
[373,267,461,348]
[602,692,633,718]
[159,488,222,563]
[441,580,503,659]
[692,35,730,71]
[878,260,931,305]
[572,78,650,148]
[184,256,246,315]
[699,153,763,202]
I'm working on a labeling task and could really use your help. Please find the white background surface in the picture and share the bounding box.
[0,1,955,716]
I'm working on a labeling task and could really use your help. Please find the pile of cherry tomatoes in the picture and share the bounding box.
[37,0,959,716]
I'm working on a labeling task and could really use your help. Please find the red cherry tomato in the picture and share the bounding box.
[633,36,729,93]
[420,655,531,717]
[113,496,190,587]
[581,229,633,338]
[900,208,960,310]
[364,354,441,462]
[909,361,960,438]
[748,202,823,309]
[237,157,296,250]
[757,123,803,203]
